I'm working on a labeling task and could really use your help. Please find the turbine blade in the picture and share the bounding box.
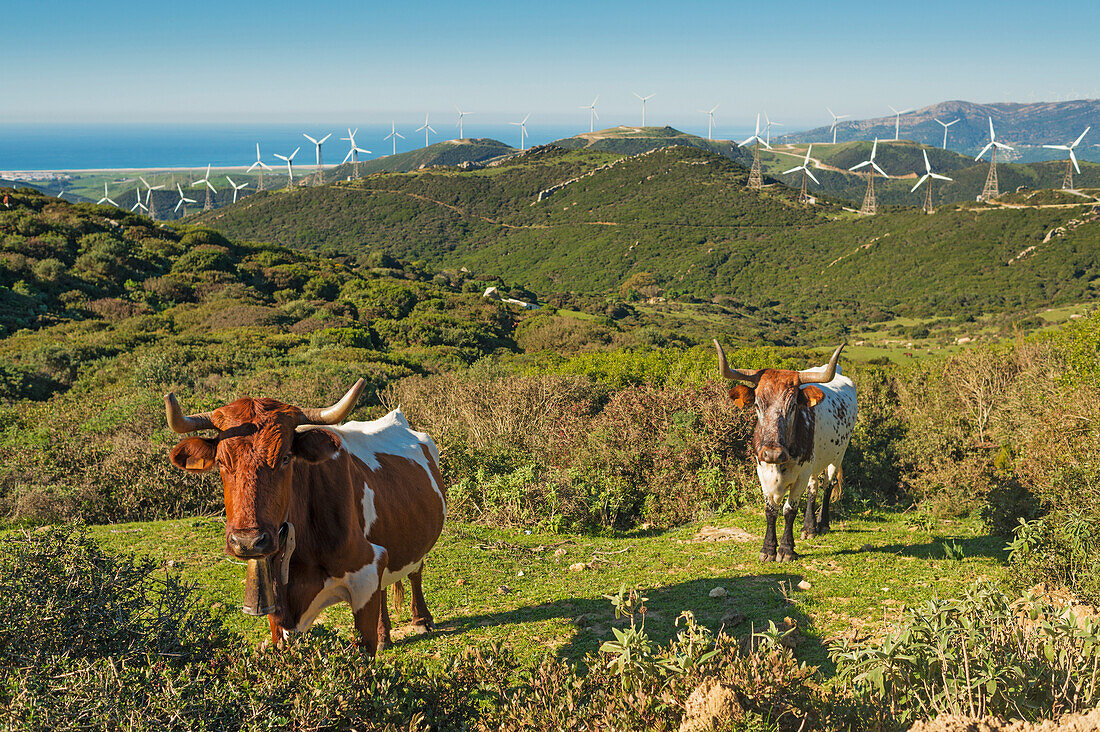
[911,174,928,193]
[343,150,353,163]
[1043,145,1070,150]
[873,162,889,177]
[976,143,993,160]
[1071,150,1081,174]
[1073,127,1090,147]
[850,160,870,171]
[931,173,952,181]
[782,165,802,175]
[806,169,820,184]
[923,149,931,172]
[319,134,331,144]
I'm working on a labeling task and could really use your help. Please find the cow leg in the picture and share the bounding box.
[760,501,779,562]
[779,481,807,562]
[268,615,286,647]
[408,565,434,633]
[817,465,841,535]
[353,589,384,657]
[801,477,818,540]
[375,587,392,651]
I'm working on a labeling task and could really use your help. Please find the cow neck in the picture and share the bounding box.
[788,404,815,462]
[286,449,364,568]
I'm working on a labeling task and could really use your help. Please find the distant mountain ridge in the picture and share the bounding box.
[783,99,1100,161]
[327,138,515,178]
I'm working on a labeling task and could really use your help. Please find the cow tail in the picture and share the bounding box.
[833,464,844,503]
[392,580,405,615]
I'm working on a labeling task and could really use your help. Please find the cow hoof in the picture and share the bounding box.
[410,620,433,635]
[759,551,777,562]
[776,550,799,563]
[816,523,831,536]
[800,528,816,540]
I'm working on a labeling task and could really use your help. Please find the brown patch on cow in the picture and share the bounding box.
[749,370,817,464]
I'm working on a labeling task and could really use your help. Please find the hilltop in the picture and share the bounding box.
[784,99,1100,161]
[192,145,1100,340]
[550,125,750,163]
[326,137,516,178]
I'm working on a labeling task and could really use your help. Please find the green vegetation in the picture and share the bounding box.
[328,137,515,178]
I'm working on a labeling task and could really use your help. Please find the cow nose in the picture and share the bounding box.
[228,530,274,558]
[759,446,789,464]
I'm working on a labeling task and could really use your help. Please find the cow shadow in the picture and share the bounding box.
[394,572,836,674]
[828,533,1008,561]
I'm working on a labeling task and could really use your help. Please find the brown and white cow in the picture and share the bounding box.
[165,380,445,655]
[714,341,857,562]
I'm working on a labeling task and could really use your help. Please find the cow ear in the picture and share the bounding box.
[799,385,826,408]
[169,437,217,473]
[293,428,342,464]
[729,384,755,409]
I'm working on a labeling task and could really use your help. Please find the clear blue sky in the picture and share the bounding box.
[3,0,1098,130]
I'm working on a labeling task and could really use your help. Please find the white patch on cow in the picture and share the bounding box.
[382,559,423,589]
[361,480,378,533]
[756,462,787,507]
[300,408,446,521]
[292,545,385,632]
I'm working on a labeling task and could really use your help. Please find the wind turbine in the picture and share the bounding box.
[340,128,370,179]
[140,176,164,220]
[303,132,331,185]
[849,138,889,215]
[174,183,196,216]
[130,185,148,213]
[580,96,599,133]
[827,107,849,144]
[416,114,436,148]
[247,143,272,191]
[700,104,719,140]
[740,113,771,190]
[225,176,248,204]
[975,117,1013,201]
[1043,127,1090,190]
[763,112,782,146]
[888,105,911,141]
[911,149,953,214]
[97,182,118,208]
[782,145,820,204]
[274,147,300,188]
[633,92,654,127]
[192,164,217,210]
[935,118,960,149]
[455,107,472,139]
[510,114,530,151]
[384,121,405,156]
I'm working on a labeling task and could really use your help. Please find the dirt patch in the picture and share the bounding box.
[678,677,744,732]
[908,707,1100,732]
[692,525,754,543]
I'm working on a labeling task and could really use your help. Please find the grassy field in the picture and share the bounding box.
[89,508,1008,677]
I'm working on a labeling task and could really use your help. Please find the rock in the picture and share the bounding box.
[496,585,511,594]
[639,522,655,531]
[797,580,811,591]
[455,578,466,586]
[166,560,177,568]
[709,587,728,598]
[553,547,568,557]
[516,571,525,577]
[569,562,589,572]
[679,678,743,732]
[720,609,746,628]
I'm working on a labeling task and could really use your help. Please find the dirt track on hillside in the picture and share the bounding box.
[908,708,1100,732]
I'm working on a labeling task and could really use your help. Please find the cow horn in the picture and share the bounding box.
[164,393,216,433]
[299,379,366,425]
[798,344,845,385]
[713,339,764,385]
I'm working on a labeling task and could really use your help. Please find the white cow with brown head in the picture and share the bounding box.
[715,341,857,562]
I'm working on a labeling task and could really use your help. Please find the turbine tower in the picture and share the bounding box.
[455,107,472,139]
[976,117,1013,201]
[192,164,217,210]
[303,132,331,185]
[827,107,849,144]
[633,92,654,127]
[97,182,118,207]
[739,114,771,190]
[274,147,300,188]
[782,144,820,204]
[225,176,248,204]
[580,96,599,133]
[935,118,960,149]
[385,122,405,156]
[340,128,370,179]
[849,138,889,216]
[247,143,271,191]
[416,114,436,148]
[763,111,782,146]
[1043,127,1090,190]
[510,114,530,151]
[888,106,911,141]
[911,149,953,214]
[174,183,196,217]
[139,176,163,220]
[700,104,719,140]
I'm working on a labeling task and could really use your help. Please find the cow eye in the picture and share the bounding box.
[281,454,292,467]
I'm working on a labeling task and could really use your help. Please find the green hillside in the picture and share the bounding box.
[328,138,515,178]
[550,125,751,164]
[193,145,1100,337]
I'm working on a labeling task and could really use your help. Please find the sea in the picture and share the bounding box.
[0,122,752,174]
